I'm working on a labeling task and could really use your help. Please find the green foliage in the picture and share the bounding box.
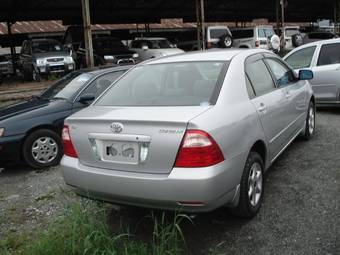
[1,201,191,255]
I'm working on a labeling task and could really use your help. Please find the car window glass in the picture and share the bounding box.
[246,59,275,96]
[79,71,125,99]
[284,46,316,69]
[96,61,226,106]
[258,29,266,38]
[265,29,274,38]
[245,75,256,98]
[317,43,340,66]
[231,29,254,39]
[266,58,295,87]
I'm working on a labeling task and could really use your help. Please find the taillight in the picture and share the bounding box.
[174,130,224,168]
[255,40,260,48]
[62,125,78,158]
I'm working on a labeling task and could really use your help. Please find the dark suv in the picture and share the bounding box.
[76,37,139,68]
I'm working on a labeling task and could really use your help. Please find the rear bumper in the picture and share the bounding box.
[61,153,246,212]
[0,134,25,165]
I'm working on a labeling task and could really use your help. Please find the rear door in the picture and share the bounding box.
[246,54,290,160]
[310,42,340,102]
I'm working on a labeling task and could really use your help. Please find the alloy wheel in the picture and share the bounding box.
[248,162,263,207]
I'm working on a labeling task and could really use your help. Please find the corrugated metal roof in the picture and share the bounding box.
[0,19,199,35]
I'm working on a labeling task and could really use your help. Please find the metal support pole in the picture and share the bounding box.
[196,0,205,50]
[280,0,286,49]
[81,0,94,68]
[6,22,17,75]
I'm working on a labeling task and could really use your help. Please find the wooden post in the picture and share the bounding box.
[6,22,17,75]
[81,0,94,68]
[280,0,286,49]
[196,0,205,50]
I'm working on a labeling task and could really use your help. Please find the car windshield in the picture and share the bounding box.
[32,40,64,53]
[147,39,172,49]
[41,72,93,99]
[96,61,227,107]
[93,38,127,50]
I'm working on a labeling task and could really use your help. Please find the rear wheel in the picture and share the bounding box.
[218,34,233,48]
[23,129,63,169]
[232,151,264,218]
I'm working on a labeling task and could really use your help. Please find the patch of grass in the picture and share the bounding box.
[1,200,191,255]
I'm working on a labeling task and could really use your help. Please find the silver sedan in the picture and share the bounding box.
[61,49,315,218]
[284,38,340,105]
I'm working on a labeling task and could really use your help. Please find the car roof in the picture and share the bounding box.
[142,49,269,64]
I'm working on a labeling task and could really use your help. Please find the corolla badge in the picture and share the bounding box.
[110,122,124,133]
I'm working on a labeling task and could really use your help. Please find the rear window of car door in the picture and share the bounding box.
[265,58,295,87]
[246,59,275,96]
[317,43,340,66]
[79,71,125,99]
[284,46,316,69]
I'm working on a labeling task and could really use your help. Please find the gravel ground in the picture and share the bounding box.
[0,109,339,254]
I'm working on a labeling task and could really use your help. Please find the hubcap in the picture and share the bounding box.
[31,136,58,164]
[308,106,315,135]
[248,162,263,207]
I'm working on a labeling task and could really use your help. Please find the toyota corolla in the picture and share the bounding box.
[61,49,315,217]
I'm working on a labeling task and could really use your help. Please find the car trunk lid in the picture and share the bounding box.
[67,106,211,174]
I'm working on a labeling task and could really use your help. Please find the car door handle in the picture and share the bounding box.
[258,103,267,113]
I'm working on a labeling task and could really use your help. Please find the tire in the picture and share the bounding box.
[302,101,315,140]
[232,151,264,218]
[292,34,303,48]
[218,34,233,48]
[31,66,41,82]
[22,129,63,169]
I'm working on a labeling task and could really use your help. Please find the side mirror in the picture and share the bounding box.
[78,94,95,104]
[142,45,149,51]
[299,69,313,80]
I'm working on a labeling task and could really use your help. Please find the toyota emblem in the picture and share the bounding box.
[110,122,124,133]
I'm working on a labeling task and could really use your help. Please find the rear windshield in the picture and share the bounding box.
[96,61,227,107]
[231,29,254,39]
[210,29,229,39]
[285,29,299,37]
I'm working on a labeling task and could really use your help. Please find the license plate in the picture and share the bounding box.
[102,141,139,164]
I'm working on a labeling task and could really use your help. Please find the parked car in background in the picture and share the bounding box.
[302,31,338,44]
[76,37,139,68]
[177,26,234,51]
[284,38,340,105]
[278,26,303,50]
[61,49,315,218]
[231,26,280,53]
[0,65,130,169]
[129,38,184,61]
[18,39,75,81]
[0,55,13,84]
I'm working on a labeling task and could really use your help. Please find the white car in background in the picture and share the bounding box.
[129,38,184,61]
[284,38,340,105]
[231,26,280,53]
